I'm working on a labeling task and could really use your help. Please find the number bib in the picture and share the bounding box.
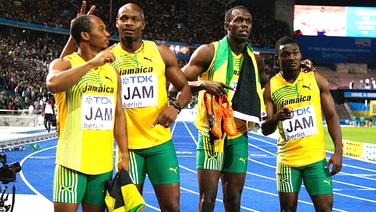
[282,105,317,140]
[81,94,115,130]
[121,73,158,108]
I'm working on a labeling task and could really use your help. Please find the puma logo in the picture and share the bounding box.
[239,157,246,164]
[323,179,331,185]
[169,166,178,174]
[302,85,311,90]
[144,57,152,62]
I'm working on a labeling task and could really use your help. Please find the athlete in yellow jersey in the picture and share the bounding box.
[180,6,267,212]
[47,15,128,212]
[262,36,342,212]
[112,4,191,211]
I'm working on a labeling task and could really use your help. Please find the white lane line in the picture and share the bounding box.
[340,163,376,173]
[183,122,198,145]
[248,142,277,157]
[19,145,56,202]
[333,192,376,203]
[171,122,177,134]
[246,171,275,181]
[248,157,276,169]
[145,203,160,211]
[337,172,376,181]
[29,156,55,159]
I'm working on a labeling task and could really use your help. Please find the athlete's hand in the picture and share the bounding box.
[117,153,129,172]
[77,0,96,17]
[201,81,234,97]
[70,1,96,26]
[151,105,179,128]
[88,45,116,68]
[301,59,315,73]
[273,107,293,122]
[326,152,342,176]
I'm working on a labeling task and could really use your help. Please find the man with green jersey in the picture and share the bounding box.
[262,36,343,212]
[180,6,266,212]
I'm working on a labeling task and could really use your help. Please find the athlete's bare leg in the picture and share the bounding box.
[221,172,246,212]
[54,202,79,212]
[154,183,180,212]
[82,203,105,212]
[197,169,221,212]
[311,194,333,212]
[279,192,299,212]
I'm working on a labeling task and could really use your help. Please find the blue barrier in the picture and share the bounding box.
[295,36,376,65]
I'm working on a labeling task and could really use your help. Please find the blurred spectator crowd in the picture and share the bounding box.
[0,0,291,110]
[0,0,290,47]
[0,32,60,111]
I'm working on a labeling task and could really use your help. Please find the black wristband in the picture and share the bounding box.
[170,101,184,113]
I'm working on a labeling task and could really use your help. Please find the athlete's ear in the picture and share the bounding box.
[81,32,90,42]
[274,55,280,67]
[224,22,229,31]
[142,20,145,30]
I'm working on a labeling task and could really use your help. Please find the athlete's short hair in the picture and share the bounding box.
[70,15,96,45]
[224,6,250,22]
[275,36,297,55]
[117,3,144,20]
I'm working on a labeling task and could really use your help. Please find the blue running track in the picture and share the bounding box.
[5,122,376,211]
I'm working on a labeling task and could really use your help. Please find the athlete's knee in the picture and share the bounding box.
[280,202,297,212]
[160,196,179,212]
[223,190,241,211]
[199,191,217,211]
[314,199,333,212]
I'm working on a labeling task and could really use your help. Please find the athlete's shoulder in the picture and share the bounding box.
[111,43,124,55]
[190,43,215,65]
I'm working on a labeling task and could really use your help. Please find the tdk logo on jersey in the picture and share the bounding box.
[90,96,112,104]
[123,75,153,84]
[291,106,311,117]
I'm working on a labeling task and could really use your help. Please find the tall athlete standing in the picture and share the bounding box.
[47,15,129,212]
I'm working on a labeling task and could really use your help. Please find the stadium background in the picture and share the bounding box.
[0,0,375,211]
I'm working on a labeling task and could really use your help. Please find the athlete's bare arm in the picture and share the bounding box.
[261,81,293,135]
[315,71,342,176]
[114,71,129,171]
[182,44,232,96]
[59,1,96,59]
[47,46,115,92]
[255,54,267,87]
[151,45,192,128]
